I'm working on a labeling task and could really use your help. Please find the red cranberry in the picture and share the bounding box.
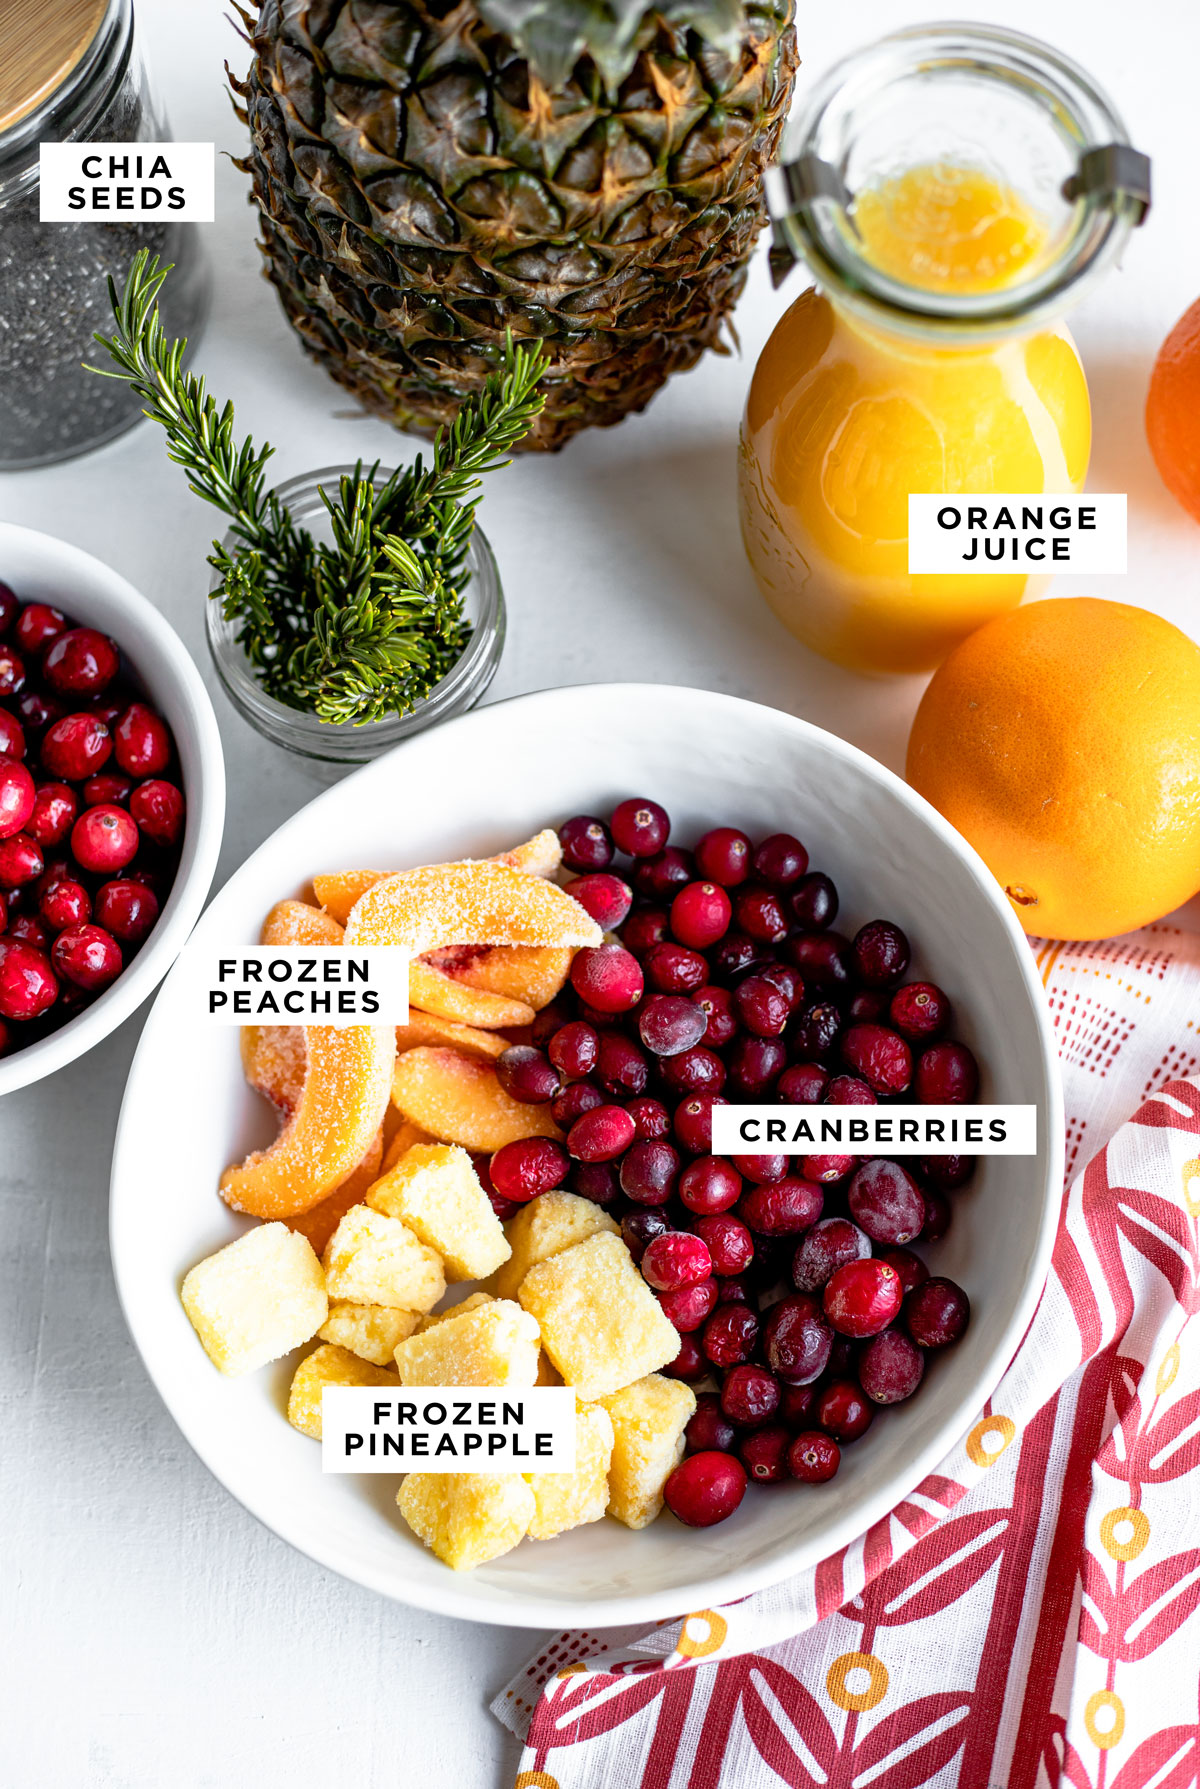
[824,1258,902,1338]
[71,804,138,874]
[660,1044,725,1096]
[0,833,42,890]
[710,930,771,981]
[643,941,707,994]
[14,603,66,654]
[0,711,24,760]
[621,1208,670,1262]
[904,1276,970,1348]
[753,832,808,887]
[679,1155,742,1216]
[701,1302,758,1366]
[570,941,643,1013]
[694,826,751,886]
[0,584,18,633]
[848,1158,926,1245]
[827,1334,859,1377]
[94,878,159,944]
[639,992,707,1056]
[129,778,184,848]
[790,872,838,929]
[921,1154,976,1190]
[570,1160,622,1207]
[785,931,853,992]
[0,757,36,839]
[695,1212,754,1275]
[658,1278,717,1332]
[779,1382,818,1428]
[0,645,26,698]
[890,981,951,1041]
[717,1274,752,1305]
[788,1431,840,1482]
[595,1032,649,1098]
[793,1001,843,1062]
[691,983,738,1047]
[559,814,613,872]
[567,872,632,930]
[664,1451,747,1526]
[802,1152,855,1184]
[842,1023,912,1095]
[625,1094,671,1140]
[0,936,58,1018]
[548,1021,599,1081]
[671,881,732,950]
[734,885,789,944]
[16,690,65,734]
[531,998,570,1045]
[741,1178,823,1236]
[632,846,695,901]
[39,876,90,930]
[496,1045,560,1104]
[922,1189,952,1241]
[916,1041,979,1104]
[568,1103,636,1163]
[610,797,669,857]
[853,919,911,987]
[619,1138,681,1205]
[740,1424,791,1483]
[778,1062,828,1104]
[721,1361,781,1426]
[848,989,889,1023]
[552,1080,603,1127]
[44,629,120,697]
[823,1074,877,1106]
[763,1294,832,1384]
[818,1379,875,1442]
[686,1394,737,1454]
[489,1137,570,1200]
[791,1217,871,1293]
[664,1331,707,1383]
[642,1230,712,1293]
[621,907,670,955]
[9,913,50,950]
[859,1329,925,1404]
[42,713,111,781]
[734,974,789,1038]
[760,961,804,1010]
[734,1152,788,1183]
[487,1191,522,1222]
[51,922,122,991]
[725,1034,785,1097]
[673,1093,727,1155]
[878,1246,929,1296]
[82,772,132,808]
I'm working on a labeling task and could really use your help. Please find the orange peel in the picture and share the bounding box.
[391,1046,564,1152]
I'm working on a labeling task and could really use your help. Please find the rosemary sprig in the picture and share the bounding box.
[86,251,547,726]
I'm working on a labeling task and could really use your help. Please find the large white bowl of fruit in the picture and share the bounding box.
[110,683,1061,1627]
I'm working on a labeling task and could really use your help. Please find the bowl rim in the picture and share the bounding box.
[109,681,1063,1629]
[0,522,226,1097]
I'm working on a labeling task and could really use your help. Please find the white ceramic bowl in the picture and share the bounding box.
[110,684,1061,1628]
[0,524,225,1096]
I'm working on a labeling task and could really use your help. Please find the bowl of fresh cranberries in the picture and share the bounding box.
[110,683,1059,1627]
[0,525,224,1095]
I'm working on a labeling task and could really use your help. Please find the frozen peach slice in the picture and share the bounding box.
[345,860,600,955]
[286,1128,384,1256]
[392,1047,564,1152]
[241,1024,305,1116]
[312,870,383,927]
[261,899,344,947]
[453,945,572,1012]
[382,1116,437,1173]
[395,1011,509,1060]
[493,828,562,878]
[408,958,534,1030]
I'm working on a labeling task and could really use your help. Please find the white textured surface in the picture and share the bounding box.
[1,0,1196,1783]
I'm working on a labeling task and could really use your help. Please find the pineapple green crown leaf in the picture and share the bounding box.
[475,0,746,90]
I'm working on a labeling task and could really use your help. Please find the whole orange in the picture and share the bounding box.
[906,598,1200,941]
[1147,298,1200,521]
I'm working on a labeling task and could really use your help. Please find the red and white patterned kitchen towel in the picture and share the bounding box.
[492,923,1200,1788]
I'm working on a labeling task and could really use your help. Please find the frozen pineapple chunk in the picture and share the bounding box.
[393,1297,540,1387]
[518,1230,680,1401]
[415,1291,495,1332]
[397,1472,534,1571]
[322,1206,445,1312]
[525,1403,614,1540]
[596,1374,697,1529]
[367,1143,509,1282]
[181,1221,327,1377]
[488,1191,619,1301]
[287,1343,398,1439]
[320,1301,420,1365]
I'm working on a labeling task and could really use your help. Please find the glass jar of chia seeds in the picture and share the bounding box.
[0,0,209,469]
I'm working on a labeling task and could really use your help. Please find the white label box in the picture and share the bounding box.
[321,1386,578,1474]
[174,945,410,1025]
[908,494,1126,574]
[712,1104,1038,1157]
[39,141,215,222]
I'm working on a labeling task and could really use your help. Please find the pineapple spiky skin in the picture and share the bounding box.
[236,0,798,450]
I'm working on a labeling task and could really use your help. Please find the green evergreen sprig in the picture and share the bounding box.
[86,251,547,726]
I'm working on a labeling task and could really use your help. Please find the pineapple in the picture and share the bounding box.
[233,0,798,450]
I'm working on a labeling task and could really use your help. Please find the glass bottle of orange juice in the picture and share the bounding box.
[739,25,1149,675]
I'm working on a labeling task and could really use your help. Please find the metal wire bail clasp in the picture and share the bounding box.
[765,154,854,288]
[1062,143,1152,224]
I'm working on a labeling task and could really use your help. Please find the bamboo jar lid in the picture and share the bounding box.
[0,0,111,135]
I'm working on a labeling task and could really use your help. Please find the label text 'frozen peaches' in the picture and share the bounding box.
[712,1105,1039,1156]
[321,1387,578,1474]
[175,946,410,1024]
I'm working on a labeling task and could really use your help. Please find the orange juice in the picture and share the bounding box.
[739,164,1092,675]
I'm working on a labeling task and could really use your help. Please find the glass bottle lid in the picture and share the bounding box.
[0,0,110,135]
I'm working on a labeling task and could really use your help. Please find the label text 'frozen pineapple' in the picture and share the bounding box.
[174,945,410,1024]
[712,1104,1038,1156]
[321,1387,578,1474]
